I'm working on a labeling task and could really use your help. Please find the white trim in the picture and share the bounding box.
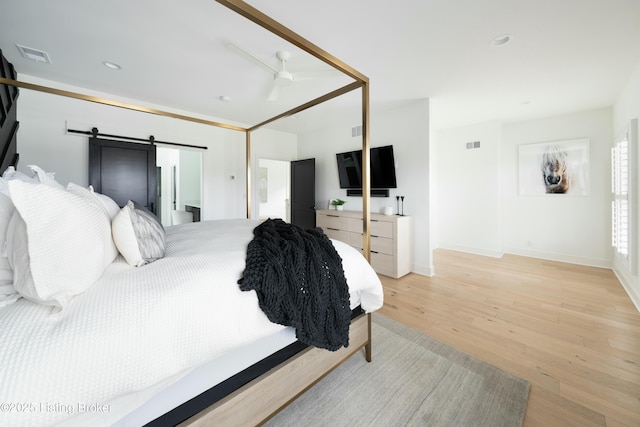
[437,243,504,259]
[628,118,638,275]
[503,247,611,268]
[412,263,435,277]
[613,266,640,313]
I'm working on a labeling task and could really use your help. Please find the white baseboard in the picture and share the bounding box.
[613,267,640,313]
[437,244,504,259]
[503,247,612,269]
[412,263,435,277]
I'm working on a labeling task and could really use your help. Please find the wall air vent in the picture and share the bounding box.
[352,125,362,137]
[16,44,52,64]
[466,141,481,150]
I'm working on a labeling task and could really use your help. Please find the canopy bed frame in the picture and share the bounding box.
[0,0,376,425]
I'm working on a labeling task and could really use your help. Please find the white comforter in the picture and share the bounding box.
[0,219,383,427]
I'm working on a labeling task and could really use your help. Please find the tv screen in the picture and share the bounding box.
[371,145,397,189]
[336,150,362,189]
[336,145,397,190]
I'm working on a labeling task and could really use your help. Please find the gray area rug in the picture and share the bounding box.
[265,313,530,427]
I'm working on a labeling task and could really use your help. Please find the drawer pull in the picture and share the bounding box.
[327,215,339,218]
[371,235,379,238]
[371,250,379,254]
[327,227,339,231]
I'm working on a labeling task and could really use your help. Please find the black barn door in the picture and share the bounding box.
[290,158,315,229]
[89,138,157,214]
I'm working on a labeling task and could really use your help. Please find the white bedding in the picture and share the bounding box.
[0,219,383,427]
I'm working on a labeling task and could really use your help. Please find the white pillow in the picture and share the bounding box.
[2,166,37,184]
[95,192,121,220]
[0,192,19,307]
[112,201,165,267]
[7,180,117,307]
[27,164,65,190]
[67,183,120,221]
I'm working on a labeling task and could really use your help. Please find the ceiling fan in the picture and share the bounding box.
[226,42,342,101]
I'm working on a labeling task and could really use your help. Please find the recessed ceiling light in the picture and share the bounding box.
[103,61,121,70]
[16,44,52,64]
[490,34,512,47]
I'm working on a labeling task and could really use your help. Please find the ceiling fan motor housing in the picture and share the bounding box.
[274,70,294,86]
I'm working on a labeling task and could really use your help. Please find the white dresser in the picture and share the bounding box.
[316,209,412,278]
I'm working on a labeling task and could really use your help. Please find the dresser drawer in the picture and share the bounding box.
[349,218,393,238]
[370,219,393,238]
[370,252,394,277]
[348,234,393,255]
[316,209,412,279]
[371,236,393,255]
[323,228,352,244]
[349,233,364,250]
[317,213,347,230]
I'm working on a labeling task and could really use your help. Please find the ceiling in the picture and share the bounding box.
[1,0,640,134]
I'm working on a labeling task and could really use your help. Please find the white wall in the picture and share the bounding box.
[178,149,202,211]
[435,107,613,268]
[176,149,202,216]
[502,108,612,267]
[434,121,502,257]
[15,75,247,220]
[613,61,640,310]
[298,99,433,276]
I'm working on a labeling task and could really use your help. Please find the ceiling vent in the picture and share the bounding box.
[16,44,52,64]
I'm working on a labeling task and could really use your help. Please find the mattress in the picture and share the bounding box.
[0,219,383,427]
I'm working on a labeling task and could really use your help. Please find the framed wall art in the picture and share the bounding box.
[518,138,590,196]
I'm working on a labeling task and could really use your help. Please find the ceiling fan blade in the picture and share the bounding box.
[225,42,278,74]
[267,84,280,101]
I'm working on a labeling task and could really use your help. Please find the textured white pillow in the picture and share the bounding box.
[66,183,120,221]
[112,201,166,267]
[27,164,65,190]
[7,180,117,307]
[95,192,121,220]
[2,166,37,183]
[0,192,19,307]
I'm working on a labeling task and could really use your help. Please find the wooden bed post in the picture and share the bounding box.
[246,130,251,219]
[365,312,372,362]
[361,81,371,262]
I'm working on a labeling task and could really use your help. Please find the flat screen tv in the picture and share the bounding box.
[336,145,397,190]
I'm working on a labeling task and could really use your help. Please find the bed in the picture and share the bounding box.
[0,170,383,426]
[0,1,380,425]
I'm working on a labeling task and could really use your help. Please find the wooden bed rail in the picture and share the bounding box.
[180,313,371,426]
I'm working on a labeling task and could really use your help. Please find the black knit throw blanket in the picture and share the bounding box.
[238,218,351,351]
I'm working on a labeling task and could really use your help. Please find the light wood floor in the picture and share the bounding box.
[378,249,640,427]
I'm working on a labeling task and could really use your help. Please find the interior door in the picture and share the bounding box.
[290,158,315,229]
[89,137,157,214]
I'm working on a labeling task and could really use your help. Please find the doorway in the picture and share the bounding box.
[157,147,202,227]
[258,158,290,221]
